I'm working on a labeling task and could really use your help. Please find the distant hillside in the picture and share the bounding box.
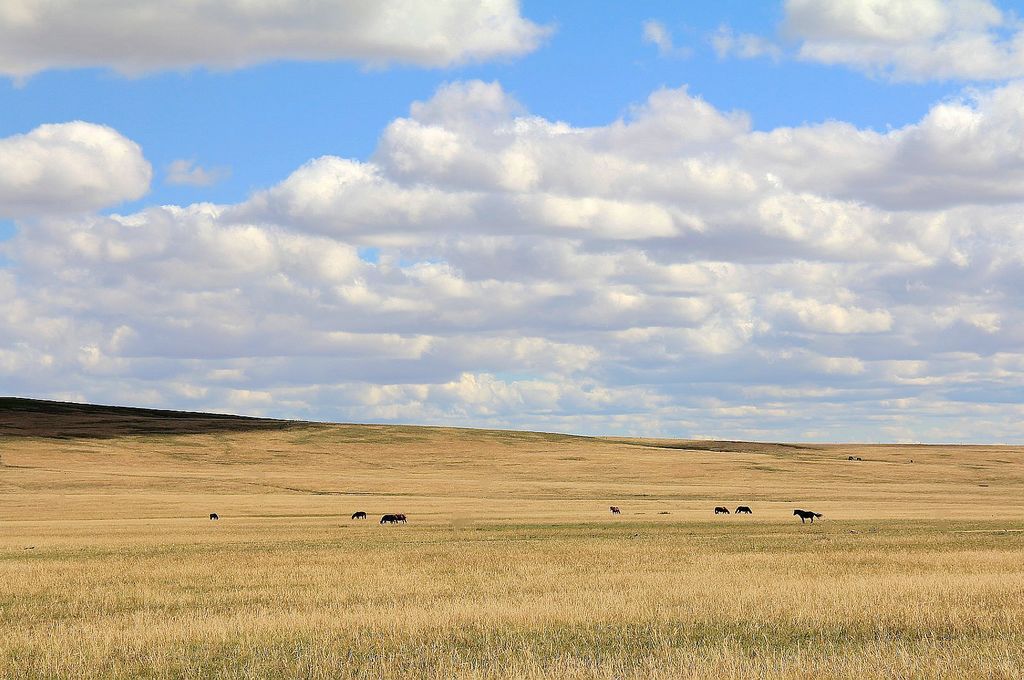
[0,397,305,438]
[3,396,1021,526]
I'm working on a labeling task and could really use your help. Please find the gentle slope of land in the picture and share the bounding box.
[2,398,1023,678]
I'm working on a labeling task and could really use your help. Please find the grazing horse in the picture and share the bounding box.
[351,511,367,520]
[610,506,621,514]
[209,513,219,520]
[793,509,822,523]
[735,506,752,514]
[380,514,400,524]
[395,513,407,523]
[714,506,730,514]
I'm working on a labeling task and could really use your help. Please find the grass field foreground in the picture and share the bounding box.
[2,399,1023,678]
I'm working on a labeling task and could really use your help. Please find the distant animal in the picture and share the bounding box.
[351,511,367,520]
[209,513,219,520]
[793,509,822,523]
[714,506,730,514]
[395,513,407,523]
[847,456,863,461]
[610,506,621,514]
[735,506,752,514]
[380,514,400,524]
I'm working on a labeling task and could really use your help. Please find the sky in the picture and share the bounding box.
[2,0,1024,442]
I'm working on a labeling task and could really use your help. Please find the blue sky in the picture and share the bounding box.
[3,1,1024,442]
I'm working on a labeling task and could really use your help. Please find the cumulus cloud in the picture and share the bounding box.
[784,0,1024,81]
[0,122,151,218]
[0,0,550,78]
[166,159,230,187]
[5,80,1024,441]
[767,293,893,334]
[742,81,1024,209]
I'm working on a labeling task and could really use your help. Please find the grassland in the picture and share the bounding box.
[2,398,1024,678]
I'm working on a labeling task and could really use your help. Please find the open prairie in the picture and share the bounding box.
[2,398,1024,678]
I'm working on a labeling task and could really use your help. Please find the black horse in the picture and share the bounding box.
[714,506,730,514]
[351,511,367,520]
[735,506,752,514]
[793,509,822,523]
[380,514,400,524]
[209,513,219,520]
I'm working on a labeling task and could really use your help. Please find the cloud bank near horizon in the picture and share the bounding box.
[3,78,1024,442]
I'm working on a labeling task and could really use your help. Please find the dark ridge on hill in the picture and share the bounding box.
[0,397,310,439]
[609,438,825,453]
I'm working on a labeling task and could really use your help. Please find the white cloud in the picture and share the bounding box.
[0,122,151,218]
[642,20,691,58]
[809,355,867,375]
[712,25,782,61]
[5,80,1024,441]
[0,0,550,78]
[767,293,894,334]
[166,159,230,187]
[784,0,1024,81]
[742,82,1024,209]
[786,0,965,43]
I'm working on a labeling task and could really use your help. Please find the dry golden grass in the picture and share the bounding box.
[2,400,1024,678]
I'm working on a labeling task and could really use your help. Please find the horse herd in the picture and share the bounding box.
[350,511,407,524]
[614,505,824,523]
[210,507,823,523]
[712,506,752,514]
[209,511,407,523]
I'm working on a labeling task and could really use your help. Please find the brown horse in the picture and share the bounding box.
[610,506,621,514]
[793,509,822,523]
[714,506,730,514]
[395,513,407,523]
